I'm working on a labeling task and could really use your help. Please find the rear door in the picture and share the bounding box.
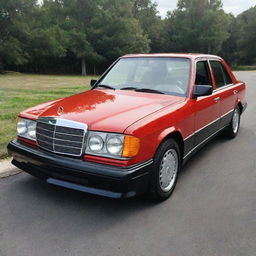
[210,60,236,128]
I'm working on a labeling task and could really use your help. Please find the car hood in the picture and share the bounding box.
[20,89,184,133]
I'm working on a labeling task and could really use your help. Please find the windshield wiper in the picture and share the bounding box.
[97,84,115,90]
[120,87,165,94]
[120,87,137,90]
[135,88,165,94]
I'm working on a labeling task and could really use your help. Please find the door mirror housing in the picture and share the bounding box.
[192,85,212,98]
[90,79,97,87]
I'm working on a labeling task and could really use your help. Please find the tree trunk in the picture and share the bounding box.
[81,58,87,76]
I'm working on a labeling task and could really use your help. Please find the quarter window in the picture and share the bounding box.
[210,61,233,88]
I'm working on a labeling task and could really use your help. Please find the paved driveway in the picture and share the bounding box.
[0,71,255,256]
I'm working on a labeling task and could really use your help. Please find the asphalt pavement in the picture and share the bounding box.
[0,71,255,256]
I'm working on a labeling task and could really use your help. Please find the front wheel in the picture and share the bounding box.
[149,139,181,201]
[225,106,241,138]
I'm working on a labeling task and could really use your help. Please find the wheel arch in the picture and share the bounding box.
[156,129,185,159]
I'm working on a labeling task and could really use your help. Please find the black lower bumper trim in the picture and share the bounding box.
[8,140,153,198]
[47,178,124,198]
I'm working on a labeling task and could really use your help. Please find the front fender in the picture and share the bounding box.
[155,126,185,152]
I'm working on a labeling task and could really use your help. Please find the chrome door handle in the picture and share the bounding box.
[214,97,220,102]
[233,90,238,95]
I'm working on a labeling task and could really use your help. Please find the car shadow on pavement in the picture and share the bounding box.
[17,171,156,214]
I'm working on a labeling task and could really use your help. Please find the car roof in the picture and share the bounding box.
[122,53,221,60]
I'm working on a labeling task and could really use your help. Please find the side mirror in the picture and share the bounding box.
[192,85,212,98]
[90,79,97,87]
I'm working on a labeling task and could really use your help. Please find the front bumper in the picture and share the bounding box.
[7,140,153,198]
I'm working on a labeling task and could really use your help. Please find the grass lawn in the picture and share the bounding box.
[0,73,96,159]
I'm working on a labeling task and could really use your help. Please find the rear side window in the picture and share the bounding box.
[222,64,233,85]
[210,61,233,88]
[195,61,212,85]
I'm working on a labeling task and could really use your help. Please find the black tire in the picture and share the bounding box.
[225,106,241,139]
[149,139,181,201]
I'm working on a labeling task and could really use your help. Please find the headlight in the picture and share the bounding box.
[17,119,27,135]
[106,136,123,155]
[85,131,140,159]
[27,121,36,139]
[88,135,104,152]
[17,117,37,141]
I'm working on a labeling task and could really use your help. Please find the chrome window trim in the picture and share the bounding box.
[213,83,234,92]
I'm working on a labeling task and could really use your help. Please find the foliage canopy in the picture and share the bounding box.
[0,0,255,74]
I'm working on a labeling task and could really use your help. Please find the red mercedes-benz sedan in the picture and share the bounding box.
[8,53,247,201]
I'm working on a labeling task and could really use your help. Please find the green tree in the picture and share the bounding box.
[131,0,166,52]
[91,0,150,62]
[220,14,239,64]
[26,0,71,73]
[165,0,231,54]
[236,6,256,64]
[60,0,102,75]
[60,0,150,75]
[0,0,37,72]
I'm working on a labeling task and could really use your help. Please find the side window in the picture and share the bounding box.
[195,61,212,85]
[222,64,233,85]
[210,61,225,88]
[210,61,233,88]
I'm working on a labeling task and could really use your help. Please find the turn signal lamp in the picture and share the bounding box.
[122,136,140,158]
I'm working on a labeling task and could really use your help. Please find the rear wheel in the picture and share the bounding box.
[225,106,241,138]
[149,139,181,201]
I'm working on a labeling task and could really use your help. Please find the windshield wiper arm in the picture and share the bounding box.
[120,86,165,94]
[97,84,115,90]
[120,87,137,90]
[135,88,165,94]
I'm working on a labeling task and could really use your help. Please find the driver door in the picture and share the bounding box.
[193,60,221,146]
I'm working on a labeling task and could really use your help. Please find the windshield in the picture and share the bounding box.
[97,57,191,96]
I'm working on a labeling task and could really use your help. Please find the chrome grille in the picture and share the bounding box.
[36,117,87,157]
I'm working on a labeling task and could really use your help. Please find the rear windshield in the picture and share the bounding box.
[98,57,191,97]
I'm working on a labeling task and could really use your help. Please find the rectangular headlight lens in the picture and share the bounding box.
[17,117,37,141]
[85,131,140,159]
[86,131,124,158]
